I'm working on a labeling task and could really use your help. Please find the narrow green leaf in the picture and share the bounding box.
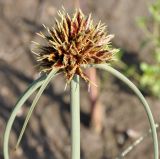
[15,68,59,149]
[3,75,47,159]
[87,64,158,159]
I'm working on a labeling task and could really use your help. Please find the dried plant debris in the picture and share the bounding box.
[33,8,118,83]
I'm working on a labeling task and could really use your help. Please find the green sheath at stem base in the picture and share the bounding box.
[71,75,80,159]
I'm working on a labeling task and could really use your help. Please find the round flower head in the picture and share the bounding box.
[33,8,118,83]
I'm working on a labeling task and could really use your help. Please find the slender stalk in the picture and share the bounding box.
[70,2,80,158]
[71,75,80,159]
[91,64,158,159]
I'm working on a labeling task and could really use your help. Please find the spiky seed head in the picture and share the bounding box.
[33,8,118,83]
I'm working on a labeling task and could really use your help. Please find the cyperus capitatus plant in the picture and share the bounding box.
[3,8,158,159]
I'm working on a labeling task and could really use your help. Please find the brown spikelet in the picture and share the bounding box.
[33,8,118,83]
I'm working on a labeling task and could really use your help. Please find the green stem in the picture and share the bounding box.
[91,64,158,159]
[71,75,80,159]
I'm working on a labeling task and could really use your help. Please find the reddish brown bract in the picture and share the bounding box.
[33,9,118,83]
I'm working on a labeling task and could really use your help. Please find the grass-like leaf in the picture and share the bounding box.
[3,75,46,159]
[15,68,59,149]
[91,64,158,159]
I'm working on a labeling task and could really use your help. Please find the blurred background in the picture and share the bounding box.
[0,0,160,159]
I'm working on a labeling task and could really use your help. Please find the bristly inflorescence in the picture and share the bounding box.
[32,8,118,83]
